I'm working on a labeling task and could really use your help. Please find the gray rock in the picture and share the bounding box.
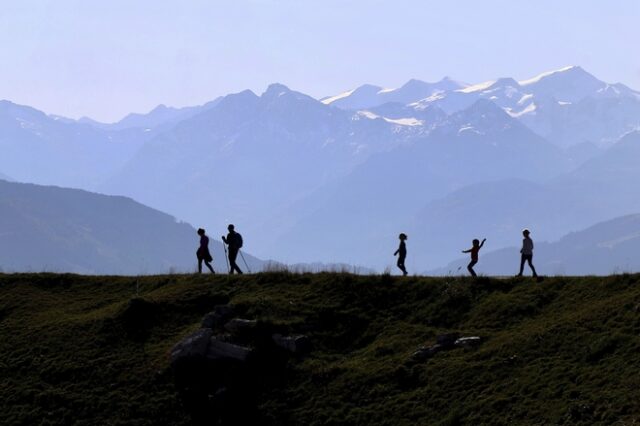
[272,334,311,354]
[224,318,257,334]
[411,344,443,362]
[201,305,235,329]
[170,328,213,365]
[206,337,252,362]
[454,336,483,348]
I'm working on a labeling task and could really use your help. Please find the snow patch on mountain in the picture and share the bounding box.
[321,89,355,105]
[458,80,496,93]
[384,117,423,126]
[518,65,579,85]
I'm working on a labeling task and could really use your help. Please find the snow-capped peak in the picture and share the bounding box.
[518,65,584,86]
[458,80,496,94]
[321,89,356,105]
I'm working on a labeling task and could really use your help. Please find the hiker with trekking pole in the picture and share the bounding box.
[222,224,249,274]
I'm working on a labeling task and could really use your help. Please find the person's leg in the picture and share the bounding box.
[229,249,243,274]
[228,249,236,274]
[197,257,203,273]
[518,254,526,276]
[527,256,538,277]
[467,260,477,277]
[205,261,215,274]
[398,256,407,276]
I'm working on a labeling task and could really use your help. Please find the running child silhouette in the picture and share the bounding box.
[462,238,486,277]
[394,233,408,276]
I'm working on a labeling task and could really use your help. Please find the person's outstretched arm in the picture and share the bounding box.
[479,238,486,249]
[462,248,471,253]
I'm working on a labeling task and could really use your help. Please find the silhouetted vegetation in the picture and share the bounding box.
[1,273,640,424]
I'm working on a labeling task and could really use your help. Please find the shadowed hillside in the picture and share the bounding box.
[0,180,263,274]
[1,273,639,425]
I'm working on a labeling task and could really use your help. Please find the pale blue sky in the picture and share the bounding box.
[1,0,639,122]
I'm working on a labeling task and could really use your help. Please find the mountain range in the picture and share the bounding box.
[431,213,640,276]
[325,66,640,148]
[2,66,640,273]
[0,180,263,274]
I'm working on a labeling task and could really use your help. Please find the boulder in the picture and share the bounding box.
[454,336,483,348]
[206,337,252,362]
[170,328,213,366]
[411,344,443,362]
[201,305,236,329]
[224,318,258,335]
[436,333,460,349]
[272,334,311,354]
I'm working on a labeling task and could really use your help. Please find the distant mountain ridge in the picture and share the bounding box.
[76,98,223,131]
[2,66,640,272]
[412,131,640,269]
[431,213,640,276]
[321,77,467,109]
[0,180,263,274]
[325,66,640,148]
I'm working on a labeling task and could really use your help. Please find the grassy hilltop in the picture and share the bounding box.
[1,273,640,425]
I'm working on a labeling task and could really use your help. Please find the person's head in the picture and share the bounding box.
[197,228,205,236]
[473,238,480,247]
[522,228,530,237]
[399,233,407,241]
[228,224,235,232]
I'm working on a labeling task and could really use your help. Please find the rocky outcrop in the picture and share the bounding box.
[410,334,484,363]
[169,304,311,424]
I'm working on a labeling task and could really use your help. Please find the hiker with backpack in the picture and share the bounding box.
[196,228,215,274]
[222,224,244,274]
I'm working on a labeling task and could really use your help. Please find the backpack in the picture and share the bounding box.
[235,232,243,249]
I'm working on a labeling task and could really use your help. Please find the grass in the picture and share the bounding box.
[1,272,640,425]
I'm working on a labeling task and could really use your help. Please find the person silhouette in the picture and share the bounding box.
[517,228,538,277]
[196,228,215,274]
[394,233,408,276]
[462,238,486,277]
[222,224,243,274]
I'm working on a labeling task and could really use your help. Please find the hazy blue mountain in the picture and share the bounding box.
[0,100,151,187]
[320,67,640,148]
[0,172,13,182]
[321,77,466,110]
[267,100,570,268]
[412,66,640,147]
[3,67,639,273]
[101,99,223,131]
[431,214,640,276]
[101,83,415,258]
[412,131,640,269]
[0,180,263,274]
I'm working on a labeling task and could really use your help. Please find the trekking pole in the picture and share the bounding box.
[239,250,251,273]
[222,239,230,274]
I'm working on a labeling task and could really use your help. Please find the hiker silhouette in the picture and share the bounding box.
[394,233,408,276]
[196,228,215,274]
[222,224,243,274]
[462,238,486,277]
[517,229,538,277]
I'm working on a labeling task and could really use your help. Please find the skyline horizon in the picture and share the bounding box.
[4,64,639,124]
[3,1,639,122]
